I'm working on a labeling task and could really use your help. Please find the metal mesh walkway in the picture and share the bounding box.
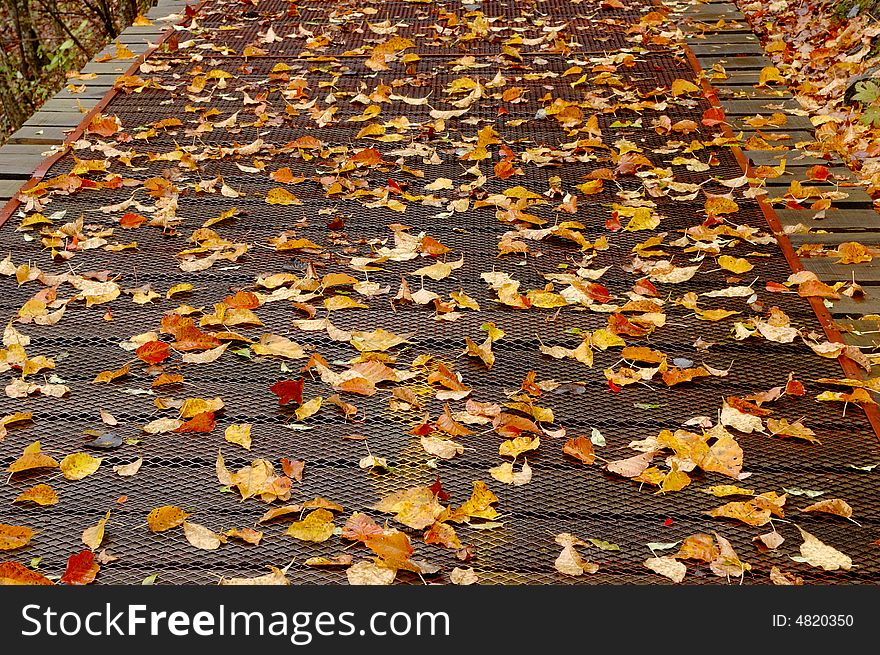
[1,0,878,585]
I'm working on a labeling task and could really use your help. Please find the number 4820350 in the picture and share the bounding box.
[795,615,854,627]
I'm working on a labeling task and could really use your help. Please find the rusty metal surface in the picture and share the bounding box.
[0,0,878,585]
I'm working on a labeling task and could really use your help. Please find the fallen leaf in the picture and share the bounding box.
[793,527,852,571]
[0,524,35,551]
[644,556,686,583]
[286,509,335,542]
[60,452,102,480]
[183,521,226,550]
[146,506,190,533]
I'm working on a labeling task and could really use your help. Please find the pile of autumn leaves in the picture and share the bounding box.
[737,0,880,192]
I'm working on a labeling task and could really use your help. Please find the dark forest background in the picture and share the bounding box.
[0,0,153,141]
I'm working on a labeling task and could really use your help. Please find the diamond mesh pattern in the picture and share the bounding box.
[0,0,878,586]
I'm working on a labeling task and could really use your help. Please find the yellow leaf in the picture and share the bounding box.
[295,396,323,421]
[671,78,700,96]
[410,257,464,280]
[224,424,252,450]
[8,441,59,474]
[14,484,58,506]
[836,242,872,264]
[499,435,540,458]
[0,524,35,551]
[146,505,190,533]
[324,296,368,311]
[82,511,111,550]
[621,207,660,232]
[60,453,102,481]
[717,255,753,274]
[166,283,194,298]
[794,527,851,571]
[758,66,784,87]
[183,521,225,550]
[266,188,302,205]
[286,509,335,542]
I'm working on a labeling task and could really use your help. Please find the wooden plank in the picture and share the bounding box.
[720,99,801,114]
[697,55,772,70]
[22,112,86,128]
[716,87,792,100]
[7,125,70,145]
[0,156,44,178]
[33,98,98,113]
[81,61,138,75]
[835,320,880,347]
[745,150,833,166]
[802,259,880,283]
[790,233,880,246]
[741,131,820,144]
[715,71,777,85]
[688,34,759,45]
[52,86,112,101]
[0,179,24,200]
[767,188,873,208]
[830,296,880,318]
[775,209,880,231]
[729,115,814,131]
[689,43,764,56]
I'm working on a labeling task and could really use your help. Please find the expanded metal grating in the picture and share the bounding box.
[0,0,878,586]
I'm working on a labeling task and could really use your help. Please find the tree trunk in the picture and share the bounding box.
[0,45,31,130]
[9,0,49,80]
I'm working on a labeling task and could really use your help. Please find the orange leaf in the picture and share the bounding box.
[119,213,147,228]
[93,364,130,383]
[0,560,53,585]
[270,167,304,184]
[60,550,99,585]
[86,114,120,137]
[223,290,261,309]
[173,411,216,433]
[563,436,595,464]
[797,279,840,299]
[136,341,170,364]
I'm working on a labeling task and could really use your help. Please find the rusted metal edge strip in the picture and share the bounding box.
[0,0,209,230]
[679,41,880,442]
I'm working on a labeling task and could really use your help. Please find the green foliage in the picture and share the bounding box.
[853,80,880,127]
[853,79,880,104]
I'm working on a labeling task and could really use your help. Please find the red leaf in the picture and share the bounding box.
[633,278,659,297]
[765,281,788,293]
[607,380,621,393]
[582,282,611,303]
[429,477,450,502]
[605,214,622,231]
[60,550,99,585]
[806,165,830,182]
[173,411,215,433]
[785,377,806,396]
[386,178,402,194]
[701,107,726,126]
[136,340,170,365]
[271,379,304,405]
[663,518,674,527]
[409,418,434,436]
[172,326,221,351]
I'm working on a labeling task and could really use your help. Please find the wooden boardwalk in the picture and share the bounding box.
[1,0,878,586]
